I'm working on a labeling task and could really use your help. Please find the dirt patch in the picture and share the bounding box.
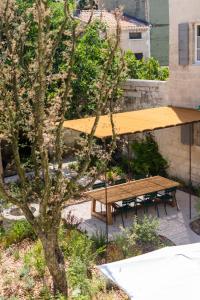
[0,239,127,299]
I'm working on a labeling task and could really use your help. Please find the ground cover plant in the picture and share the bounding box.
[0,215,172,299]
[0,0,126,297]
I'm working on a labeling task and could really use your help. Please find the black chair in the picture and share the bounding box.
[157,187,179,215]
[134,174,146,180]
[112,196,137,227]
[112,202,125,227]
[113,178,126,185]
[138,192,160,217]
[92,181,106,190]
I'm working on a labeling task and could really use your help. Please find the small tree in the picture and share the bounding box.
[125,51,169,81]
[0,0,126,296]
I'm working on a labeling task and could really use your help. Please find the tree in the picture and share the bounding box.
[0,0,126,297]
[125,51,169,81]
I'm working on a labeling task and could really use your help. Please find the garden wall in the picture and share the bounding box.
[122,79,169,111]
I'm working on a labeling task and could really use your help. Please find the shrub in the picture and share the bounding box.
[62,211,82,230]
[68,257,106,300]
[24,240,46,278]
[125,51,169,81]
[114,226,141,259]
[68,257,92,300]
[132,216,159,245]
[3,220,36,247]
[130,134,168,178]
[90,229,107,251]
[106,166,125,183]
[61,229,103,269]
[113,216,160,259]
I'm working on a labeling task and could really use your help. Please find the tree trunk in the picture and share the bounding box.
[41,234,68,297]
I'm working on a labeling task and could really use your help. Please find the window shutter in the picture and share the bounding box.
[179,23,189,65]
[181,124,193,145]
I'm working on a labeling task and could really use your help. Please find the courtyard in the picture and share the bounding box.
[63,189,200,246]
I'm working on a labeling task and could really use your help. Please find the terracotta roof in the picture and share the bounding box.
[78,10,149,31]
[63,106,200,138]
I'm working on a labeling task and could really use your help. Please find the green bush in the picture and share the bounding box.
[68,257,92,300]
[129,134,168,178]
[90,229,107,251]
[59,228,107,299]
[61,229,104,269]
[106,166,125,182]
[24,240,46,278]
[132,216,159,245]
[114,216,160,259]
[114,228,136,259]
[125,51,169,81]
[3,220,36,247]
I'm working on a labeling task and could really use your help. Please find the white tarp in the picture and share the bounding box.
[99,243,200,300]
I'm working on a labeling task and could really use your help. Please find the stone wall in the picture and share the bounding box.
[63,78,169,147]
[122,79,168,111]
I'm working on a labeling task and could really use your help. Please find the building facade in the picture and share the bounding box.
[98,0,169,65]
[78,10,150,59]
[98,0,148,21]
[155,0,200,185]
[149,0,169,66]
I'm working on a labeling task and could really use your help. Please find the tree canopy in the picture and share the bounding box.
[0,0,125,296]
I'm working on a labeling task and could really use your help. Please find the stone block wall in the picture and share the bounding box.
[122,79,168,111]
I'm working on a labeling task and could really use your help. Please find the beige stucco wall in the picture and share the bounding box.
[154,0,200,185]
[120,29,150,58]
[168,0,200,108]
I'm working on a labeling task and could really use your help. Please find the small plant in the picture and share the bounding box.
[3,220,36,247]
[62,211,82,230]
[24,240,46,278]
[106,166,125,183]
[68,257,91,299]
[113,216,160,259]
[19,265,30,279]
[61,229,102,269]
[13,249,20,261]
[131,216,160,245]
[90,229,107,250]
[114,226,140,259]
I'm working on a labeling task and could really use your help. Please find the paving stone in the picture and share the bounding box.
[62,190,200,245]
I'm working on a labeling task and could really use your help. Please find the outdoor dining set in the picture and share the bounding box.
[86,176,180,225]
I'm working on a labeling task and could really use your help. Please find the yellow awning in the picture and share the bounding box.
[63,106,200,138]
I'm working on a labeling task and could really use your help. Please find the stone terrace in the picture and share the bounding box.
[62,190,200,245]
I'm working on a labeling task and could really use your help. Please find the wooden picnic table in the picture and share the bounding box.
[86,176,180,225]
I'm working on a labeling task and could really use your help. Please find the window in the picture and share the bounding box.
[135,53,143,60]
[195,24,200,63]
[129,32,142,40]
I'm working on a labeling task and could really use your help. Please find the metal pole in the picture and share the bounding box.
[127,135,131,181]
[103,139,109,260]
[189,124,193,219]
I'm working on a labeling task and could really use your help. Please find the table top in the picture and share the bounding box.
[85,176,180,204]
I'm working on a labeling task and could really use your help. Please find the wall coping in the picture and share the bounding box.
[124,79,167,88]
